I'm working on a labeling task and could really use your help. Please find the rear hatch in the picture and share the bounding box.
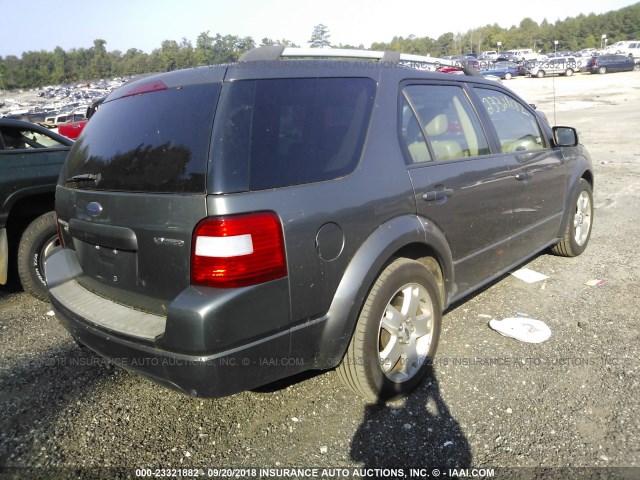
[56,69,223,314]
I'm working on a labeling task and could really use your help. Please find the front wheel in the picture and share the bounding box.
[552,179,593,257]
[536,70,545,78]
[17,212,59,302]
[337,258,442,401]
[565,68,574,76]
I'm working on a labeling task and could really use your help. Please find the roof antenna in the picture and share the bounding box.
[551,40,559,125]
[552,74,557,126]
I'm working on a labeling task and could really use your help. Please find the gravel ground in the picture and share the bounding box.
[1,71,639,480]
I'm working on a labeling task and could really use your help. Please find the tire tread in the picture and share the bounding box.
[17,211,57,302]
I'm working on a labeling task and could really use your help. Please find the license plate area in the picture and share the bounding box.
[74,240,138,289]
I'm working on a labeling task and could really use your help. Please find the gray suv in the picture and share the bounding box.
[46,47,594,401]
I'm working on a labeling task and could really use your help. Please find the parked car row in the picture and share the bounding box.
[471,54,637,79]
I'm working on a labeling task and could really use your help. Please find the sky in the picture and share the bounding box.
[0,0,637,57]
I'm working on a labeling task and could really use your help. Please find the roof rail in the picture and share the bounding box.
[239,46,457,69]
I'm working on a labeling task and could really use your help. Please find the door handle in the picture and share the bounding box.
[515,171,533,181]
[422,188,453,202]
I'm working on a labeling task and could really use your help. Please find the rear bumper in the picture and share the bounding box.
[45,248,296,397]
[50,292,292,397]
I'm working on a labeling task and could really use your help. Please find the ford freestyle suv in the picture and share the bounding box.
[46,47,594,401]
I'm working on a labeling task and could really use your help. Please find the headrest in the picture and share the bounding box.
[425,114,448,136]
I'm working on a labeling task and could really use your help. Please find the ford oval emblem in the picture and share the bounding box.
[86,201,103,217]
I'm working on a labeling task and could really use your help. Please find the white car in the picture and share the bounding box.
[480,50,499,60]
[528,57,579,78]
[503,48,542,61]
[621,41,640,58]
[603,40,634,55]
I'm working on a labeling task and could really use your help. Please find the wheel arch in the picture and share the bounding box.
[309,214,453,369]
[5,191,56,234]
[1,191,56,285]
[556,161,594,240]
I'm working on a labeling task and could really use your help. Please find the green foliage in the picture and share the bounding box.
[370,3,640,56]
[1,3,638,90]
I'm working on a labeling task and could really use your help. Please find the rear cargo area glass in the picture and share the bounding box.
[63,84,220,193]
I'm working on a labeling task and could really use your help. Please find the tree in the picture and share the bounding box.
[177,38,194,69]
[160,40,180,71]
[434,33,455,56]
[194,31,215,65]
[91,39,109,79]
[308,24,331,48]
[51,47,69,84]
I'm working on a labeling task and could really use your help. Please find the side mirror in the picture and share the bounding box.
[552,126,578,147]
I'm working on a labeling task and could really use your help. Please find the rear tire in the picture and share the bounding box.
[597,66,607,74]
[536,70,545,78]
[504,72,512,80]
[552,179,593,257]
[565,68,574,76]
[337,258,442,401]
[17,212,59,302]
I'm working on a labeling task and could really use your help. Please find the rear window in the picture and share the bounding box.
[63,83,220,193]
[210,78,375,192]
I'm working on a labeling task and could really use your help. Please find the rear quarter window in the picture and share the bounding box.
[63,83,220,193]
[210,78,376,191]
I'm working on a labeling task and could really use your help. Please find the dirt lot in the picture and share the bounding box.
[1,71,639,479]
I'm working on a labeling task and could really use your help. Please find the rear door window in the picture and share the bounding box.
[210,78,375,191]
[400,84,491,163]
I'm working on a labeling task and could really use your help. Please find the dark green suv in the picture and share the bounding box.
[0,119,73,300]
[46,47,594,400]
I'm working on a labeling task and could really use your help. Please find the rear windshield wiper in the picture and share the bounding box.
[65,173,101,185]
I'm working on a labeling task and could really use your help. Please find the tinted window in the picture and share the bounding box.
[63,84,220,193]
[211,78,375,191]
[401,84,490,163]
[474,88,545,153]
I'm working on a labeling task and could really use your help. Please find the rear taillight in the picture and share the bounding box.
[191,212,287,288]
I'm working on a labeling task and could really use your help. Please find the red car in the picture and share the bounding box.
[57,97,104,140]
[57,118,88,140]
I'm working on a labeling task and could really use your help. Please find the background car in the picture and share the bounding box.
[480,61,520,80]
[602,40,634,55]
[587,54,636,74]
[528,57,579,77]
[625,41,640,62]
[0,119,73,300]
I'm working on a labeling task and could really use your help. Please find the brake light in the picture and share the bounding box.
[191,212,287,288]
[116,80,168,99]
